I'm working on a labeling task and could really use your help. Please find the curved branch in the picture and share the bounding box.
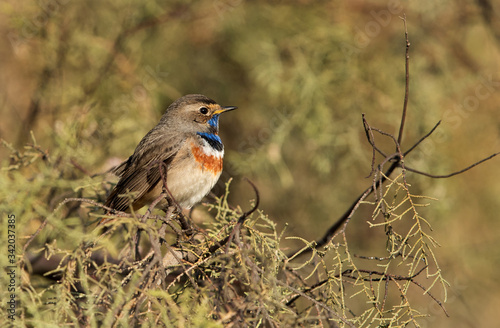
[206,178,260,254]
[404,152,500,178]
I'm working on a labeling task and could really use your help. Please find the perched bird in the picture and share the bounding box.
[105,94,236,213]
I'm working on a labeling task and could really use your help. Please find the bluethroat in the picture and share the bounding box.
[105,94,236,213]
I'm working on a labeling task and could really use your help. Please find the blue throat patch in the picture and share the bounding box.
[197,132,223,151]
[207,114,220,128]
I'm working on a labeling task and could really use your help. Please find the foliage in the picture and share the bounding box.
[1,116,454,327]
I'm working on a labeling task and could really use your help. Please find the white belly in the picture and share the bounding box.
[167,142,223,209]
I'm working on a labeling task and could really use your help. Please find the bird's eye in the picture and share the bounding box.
[199,107,209,115]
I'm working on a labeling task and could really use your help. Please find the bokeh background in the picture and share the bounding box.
[1,0,499,326]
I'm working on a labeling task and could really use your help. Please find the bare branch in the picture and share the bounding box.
[224,178,260,253]
[404,152,500,178]
[397,14,410,146]
[411,279,450,317]
[23,217,49,252]
[403,120,441,156]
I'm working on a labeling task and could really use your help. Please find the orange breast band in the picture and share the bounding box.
[191,143,223,175]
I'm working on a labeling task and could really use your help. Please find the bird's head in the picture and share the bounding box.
[161,94,237,135]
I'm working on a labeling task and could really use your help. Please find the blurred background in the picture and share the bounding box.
[1,0,499,326]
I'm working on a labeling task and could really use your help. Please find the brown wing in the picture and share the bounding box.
[110,159,129,177]
[105,130,183,212]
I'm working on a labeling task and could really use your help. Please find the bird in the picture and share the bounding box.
[105,94,237,214]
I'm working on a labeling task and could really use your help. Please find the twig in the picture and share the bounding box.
[144,192,168,221]
[61,197,118,213]
[23,217,49,252]
[404,152,500,178]
[397,14,410,146]
[403,120,441,156]
[70,158,91,176]
[411,279,450,317]
[224,178,260,253]
[146,228,167,286]
[132,192,169,260]
[382,277,390,313]
[390,276,417,325]
[353,253,401,261]
[363,114,388,178]
[165,252,214,291]
[285,278,329,307]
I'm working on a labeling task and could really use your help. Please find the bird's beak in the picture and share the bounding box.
[213,106,237,115]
